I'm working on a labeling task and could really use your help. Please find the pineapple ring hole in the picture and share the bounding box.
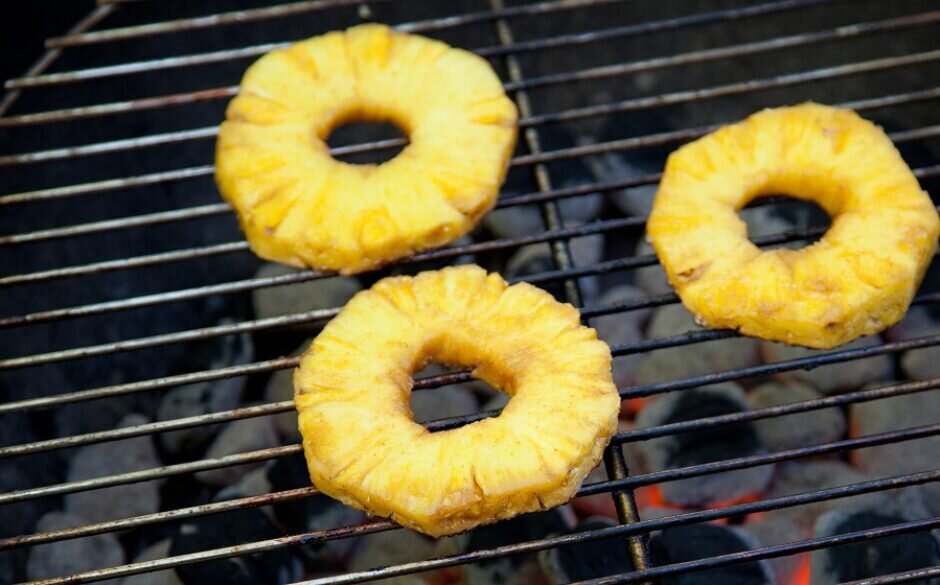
[740,196,831,250]
[409,362,500,428]
[326,119,408,165]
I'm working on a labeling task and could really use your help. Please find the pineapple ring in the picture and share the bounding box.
[293,265,620,536]
[648,103,939,349]
[216,24,517,274]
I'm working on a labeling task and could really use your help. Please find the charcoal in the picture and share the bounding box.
[267,454,364,565]
[851,390,940,516]
[811,510,940,585]
[759,335,892,395]
[889,308,940,381]
[264,362,297,440]
[483,125,603,240]
[120,539,183,585]
[65,414,162,524]
[156,328,253,455]
[764,460,929,531]
[748,381,846,451]
[348,530,436,585]
[27,511,124,585]
[634,239,672,296]
[635,304,761,386]
[170,507,300,585]
[460,508,573,585]
[649,524,773,585]
[636,384,774,507]
[194,414,280,487]
[592,315,643,390]
[251,264,361,323]
[744,516,807,585]
[539,518,635,584]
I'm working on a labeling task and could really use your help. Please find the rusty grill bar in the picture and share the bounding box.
[1,0,940,584]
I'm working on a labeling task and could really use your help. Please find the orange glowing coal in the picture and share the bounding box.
[636,485,674,510]
[636,486,767,522]
[620,397,646,418]
[790,554,811,585]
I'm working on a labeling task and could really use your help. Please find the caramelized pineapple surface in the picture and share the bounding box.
[648,103,939,348]
[293,265,620,536]
[216,24,517,274]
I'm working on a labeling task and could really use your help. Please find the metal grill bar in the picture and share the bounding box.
[0,446,302,506]
[3,170,937,334]
[0,217,632,337]
[0,403,293,459]
[2,119,937,266]
[1,142,937,292]
[3,82,934,216]
[5,0,631,90]
[293,472,940,585]
[0,203,228,245]
[2,86,936,236]
[5,418,938,550]
[0,356,296,414]
[569,516,940,585]
[45,0,385,48]
[50,0,630,49]
[5,0,838,90]
[841,567,940,585]
[0,486,318,550]
[4,363,938,505]
[2,218,939,373]
[0,165,213,206]
[4,2,940,584]
[517,50,940,128]
[3,46,938,177]
[0,241,247,287]
[0,4,115,116]
[15,470,940,584]
[5,5,928,129]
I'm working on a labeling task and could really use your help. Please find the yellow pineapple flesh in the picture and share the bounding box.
[648,103,939,348]
[216,24,518,274]
[293,265,620,536]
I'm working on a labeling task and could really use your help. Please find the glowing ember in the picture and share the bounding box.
[636,485,674,510]
[791,554,811,585]
[638,484,766,521]
[621,397,646,418]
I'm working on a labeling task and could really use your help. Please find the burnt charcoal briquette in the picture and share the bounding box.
[636,384,774,507]
[649,524,772,585]
[462,509,572,585]
[539,518,636,584]
[170,508,300,585]
[811,511,940,585]
[662,390,761,468]
[267,454,364,564]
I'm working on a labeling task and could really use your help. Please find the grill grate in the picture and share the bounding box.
[1,1,940,584]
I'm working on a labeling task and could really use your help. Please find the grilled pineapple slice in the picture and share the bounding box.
[216,24,517,274]
[293,265,620,536]
[648,103,939,348]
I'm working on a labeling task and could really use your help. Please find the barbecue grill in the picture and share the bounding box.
[1,0,940,584]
